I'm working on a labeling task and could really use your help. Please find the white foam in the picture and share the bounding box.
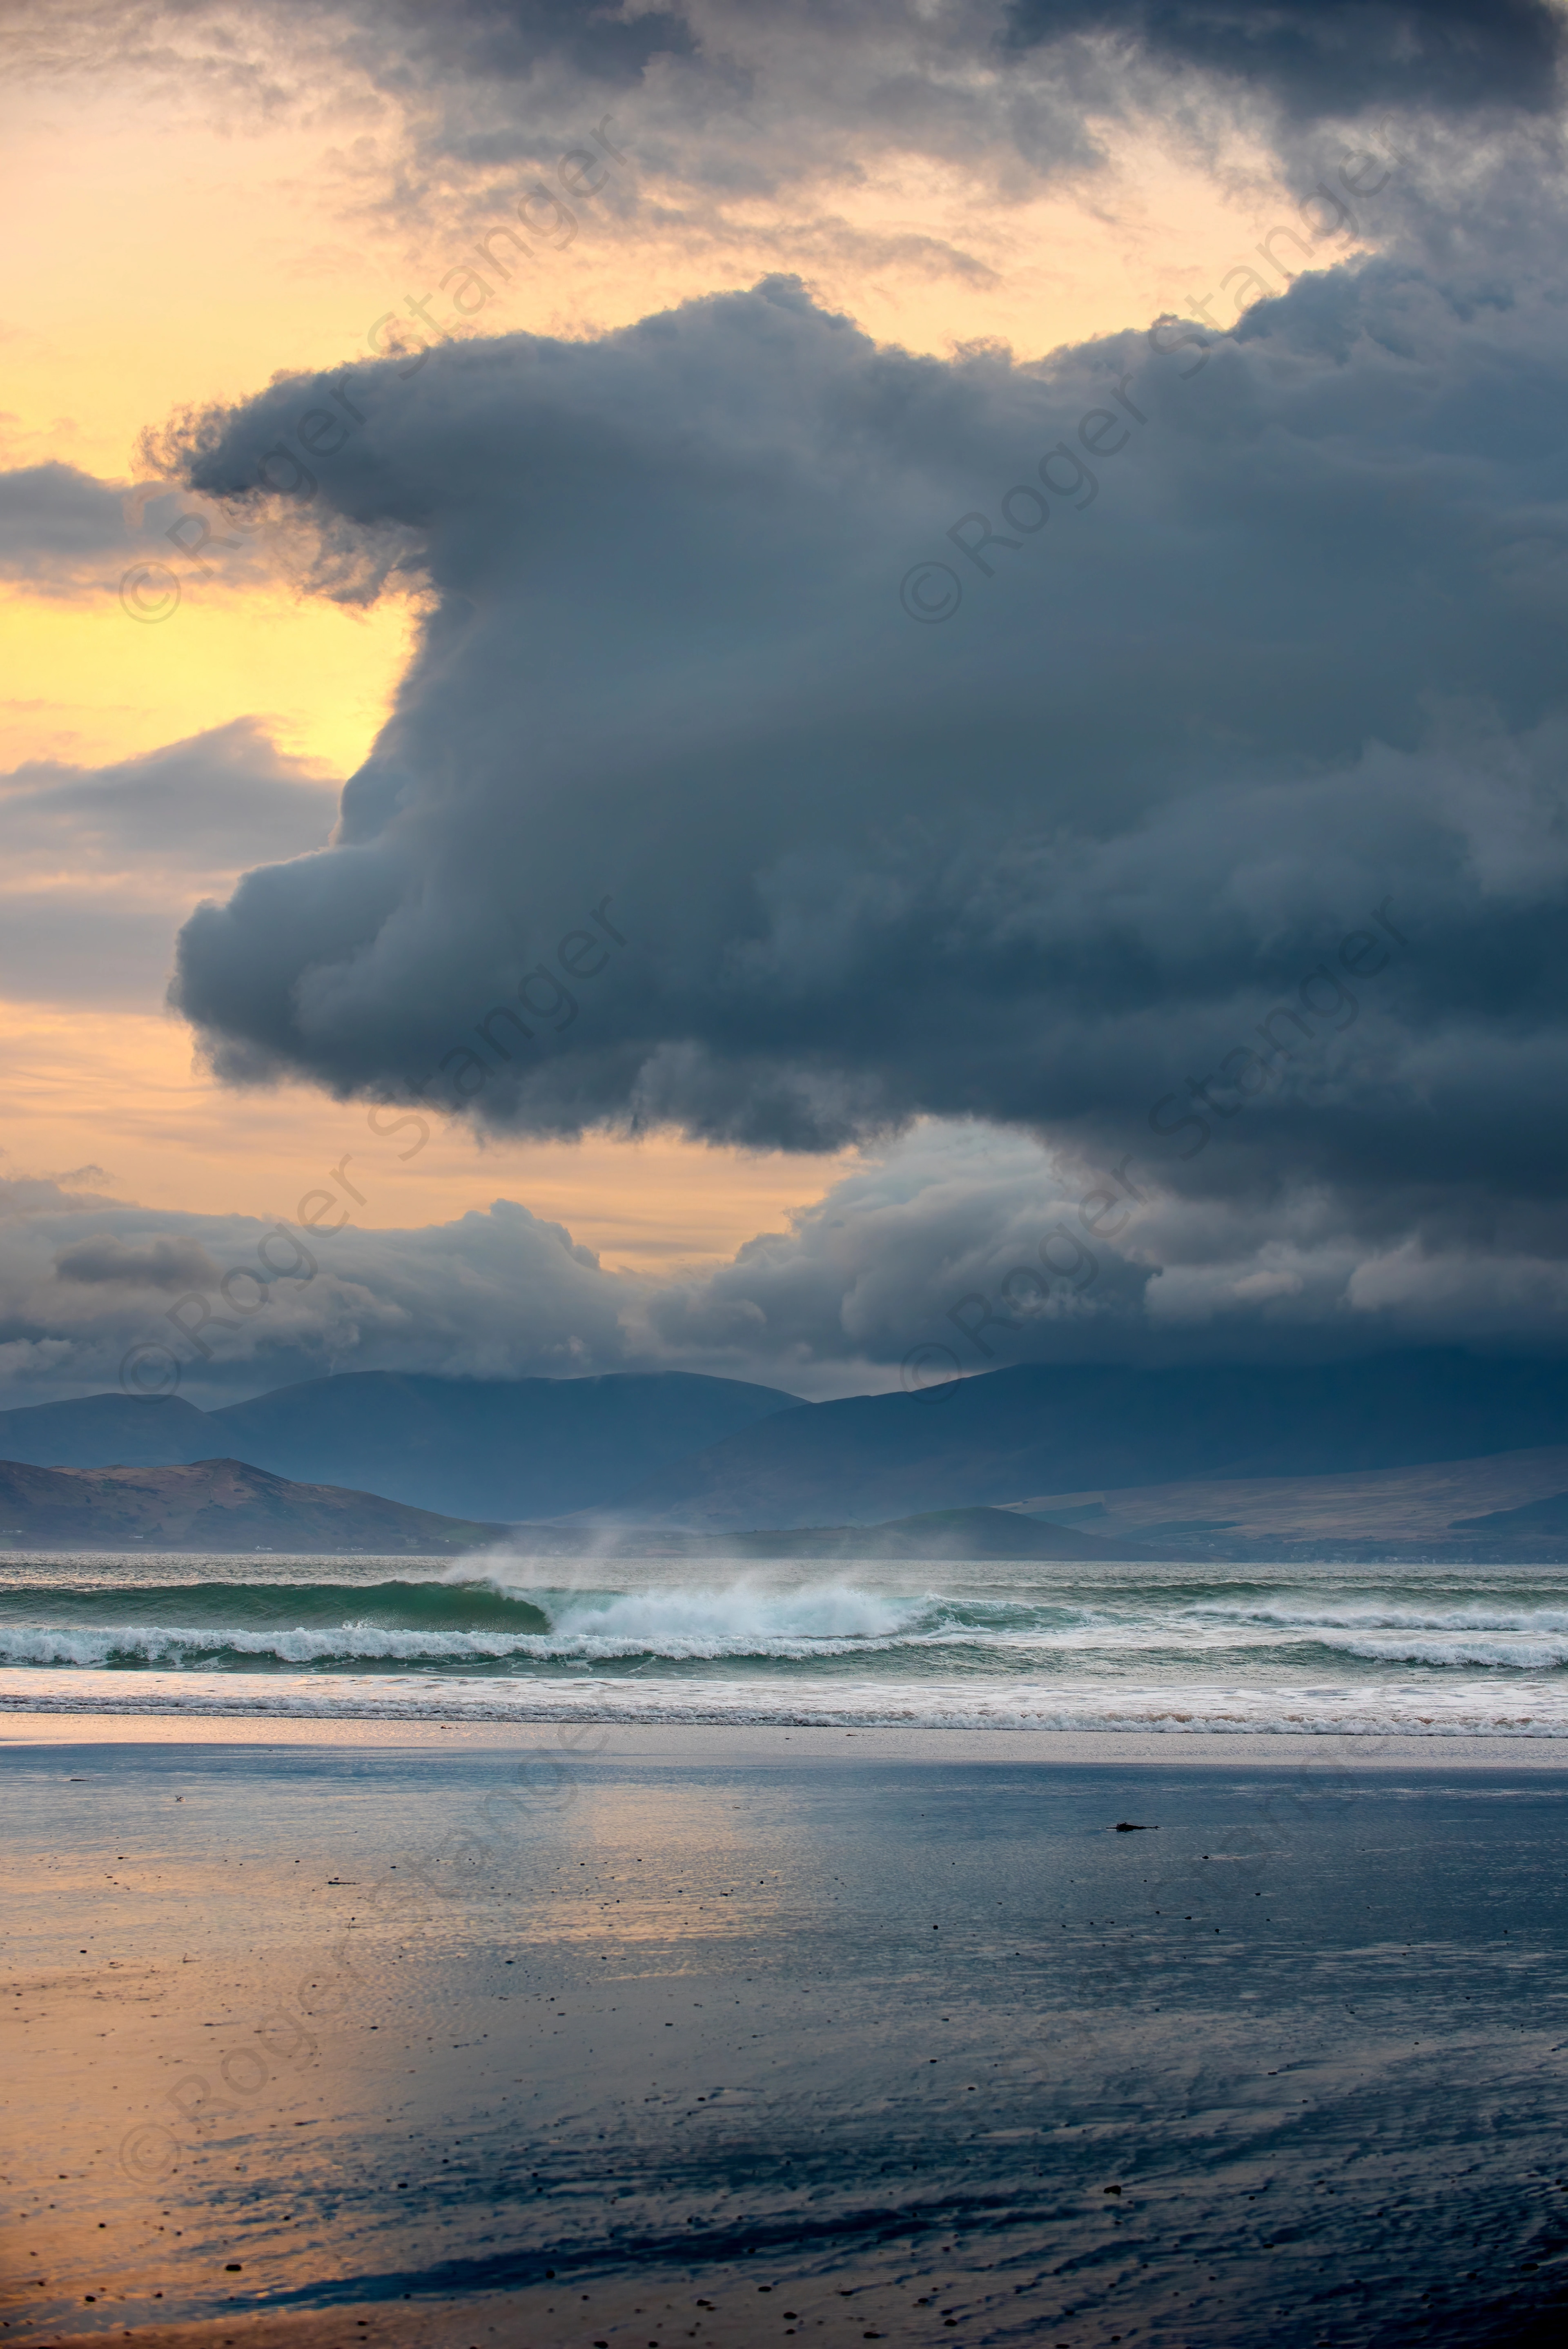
[0,1624,554,1667]
[507,1579,943,1658]
[0,1584,943,1667]
[1326,1634,1568,1669]
[4,1665,1567,1735]
[1198,1603,1568,1633]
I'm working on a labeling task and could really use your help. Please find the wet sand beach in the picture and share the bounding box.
[4,1717,1567,2348]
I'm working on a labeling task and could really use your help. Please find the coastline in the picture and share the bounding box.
[6,1669,1568,1738]
[6,1706,1568,1766]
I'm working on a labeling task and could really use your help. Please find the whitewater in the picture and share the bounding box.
[3,1547,1568,1734]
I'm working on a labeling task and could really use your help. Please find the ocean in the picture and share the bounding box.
[3,1547,1568,1735]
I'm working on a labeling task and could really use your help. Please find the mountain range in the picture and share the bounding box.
[576,1352,1568,1528]
[0,1371,799,1522]
[2,1348,1568,1548]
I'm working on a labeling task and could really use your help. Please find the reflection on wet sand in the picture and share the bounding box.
[5,1719,1567,2349]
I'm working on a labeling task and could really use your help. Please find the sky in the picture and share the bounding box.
[3,0,1568,1409]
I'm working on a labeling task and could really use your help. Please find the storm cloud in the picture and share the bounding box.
[8,1108,1568,1410]
[4,1,1567,1409]
[152,236,1568,1266]
[15,1,1561,277]
[0,1183,630,1407]
[1006,1,1568,121]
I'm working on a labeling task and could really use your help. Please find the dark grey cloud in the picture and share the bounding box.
[53,1233,222,1290]
[0,0,1090,192]
[19,0,1552,270]
[7,3,1568,1398]
[351,0,698,88]
[5,1112,1568,1410]
[149,244,1568,1285]
[330,0,1568,169]
[319,0,1567,274]
[1004,2,1568,121]
[0,1188,635,1407]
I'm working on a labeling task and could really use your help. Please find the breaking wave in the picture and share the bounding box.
[3,1558,1568,1723]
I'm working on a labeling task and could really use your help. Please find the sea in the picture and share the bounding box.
[8,1547,1568,2347]
[3,1546,1568,1734]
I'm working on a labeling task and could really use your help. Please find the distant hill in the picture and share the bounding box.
[999,1447,1568,1560]
[0,1458,507,1554]
[1450,1489,1568,1536]
[577,1351,1568,1528]
[0,1392,215,1469]
[0,1370,801,1521]
[7,1351,1567,1538]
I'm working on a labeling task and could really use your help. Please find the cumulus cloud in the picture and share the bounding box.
[7,1114,1568,1411]
[147,248,1568,1254]
[9,3,1568,1400]
[0,1172,120,1217]
[0,720,337,1004]
[639,1116,1568,1385]
[0,1181,634,1407]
